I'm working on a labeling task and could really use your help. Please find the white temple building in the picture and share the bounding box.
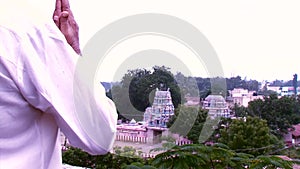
[202,95,230,118]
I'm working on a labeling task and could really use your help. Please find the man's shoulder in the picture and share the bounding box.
[0,2,51,36]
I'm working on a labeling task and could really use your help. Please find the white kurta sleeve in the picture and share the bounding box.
[15,21,118,155]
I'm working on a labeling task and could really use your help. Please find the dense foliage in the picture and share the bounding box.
[62,146,151,169]
[62,144,295,169]
[218,116,282,156]
[109,66,181,121]
[234,94,300,137]
[129,66,181,111]
[168,106,284,157]
[167,105,212,144]
[175,74,259,98]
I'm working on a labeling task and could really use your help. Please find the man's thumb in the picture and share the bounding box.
[60,11,69,23]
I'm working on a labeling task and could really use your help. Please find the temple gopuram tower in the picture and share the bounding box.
[143,88,175,127]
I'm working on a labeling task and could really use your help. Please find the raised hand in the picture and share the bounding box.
[53,0,81,55]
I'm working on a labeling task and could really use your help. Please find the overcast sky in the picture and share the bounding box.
[7,0,300,82]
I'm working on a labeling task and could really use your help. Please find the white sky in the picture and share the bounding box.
[7,0,300,82]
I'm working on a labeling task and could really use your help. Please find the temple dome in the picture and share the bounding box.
[204,95,227,108]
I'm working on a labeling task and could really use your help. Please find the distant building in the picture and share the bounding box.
[280,86,300,96]
[227,88,263,107]
[114,88,192,146]
[280,86,294,96]
[266,86,300,97]
[266,86,281,94]
[284,123,300,146]
[143,88,175,127]
[202,95,230,118]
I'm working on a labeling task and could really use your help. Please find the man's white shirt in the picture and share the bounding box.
[0,2,118,169]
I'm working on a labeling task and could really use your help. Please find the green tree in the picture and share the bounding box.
[168,105,226,144]
[218,116,282,156]
[62,146,148,169]
[111,83,142,121]
[167,105,198,139]
[279,146,300,159]
[185,108,209,144]
[210,77,227,97]
[167,105,212,144]
[150,143,237,169]
[174,72,199,97]
[149,143,293,169]
[232,103,248,117]
[194,76,259,99]
[248,155,293,169]
[195,77,211,98]
[62,145,294,169]
[62,147,97,168]
[226,76,259,91]
[110,66,182,121]
[248,94,300,137]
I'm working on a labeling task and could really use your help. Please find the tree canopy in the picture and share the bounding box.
[110,66,181,121]
[167,105,211,144]
[63,144,294,169]
[218,116,282,156]
[247,95,300,137]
